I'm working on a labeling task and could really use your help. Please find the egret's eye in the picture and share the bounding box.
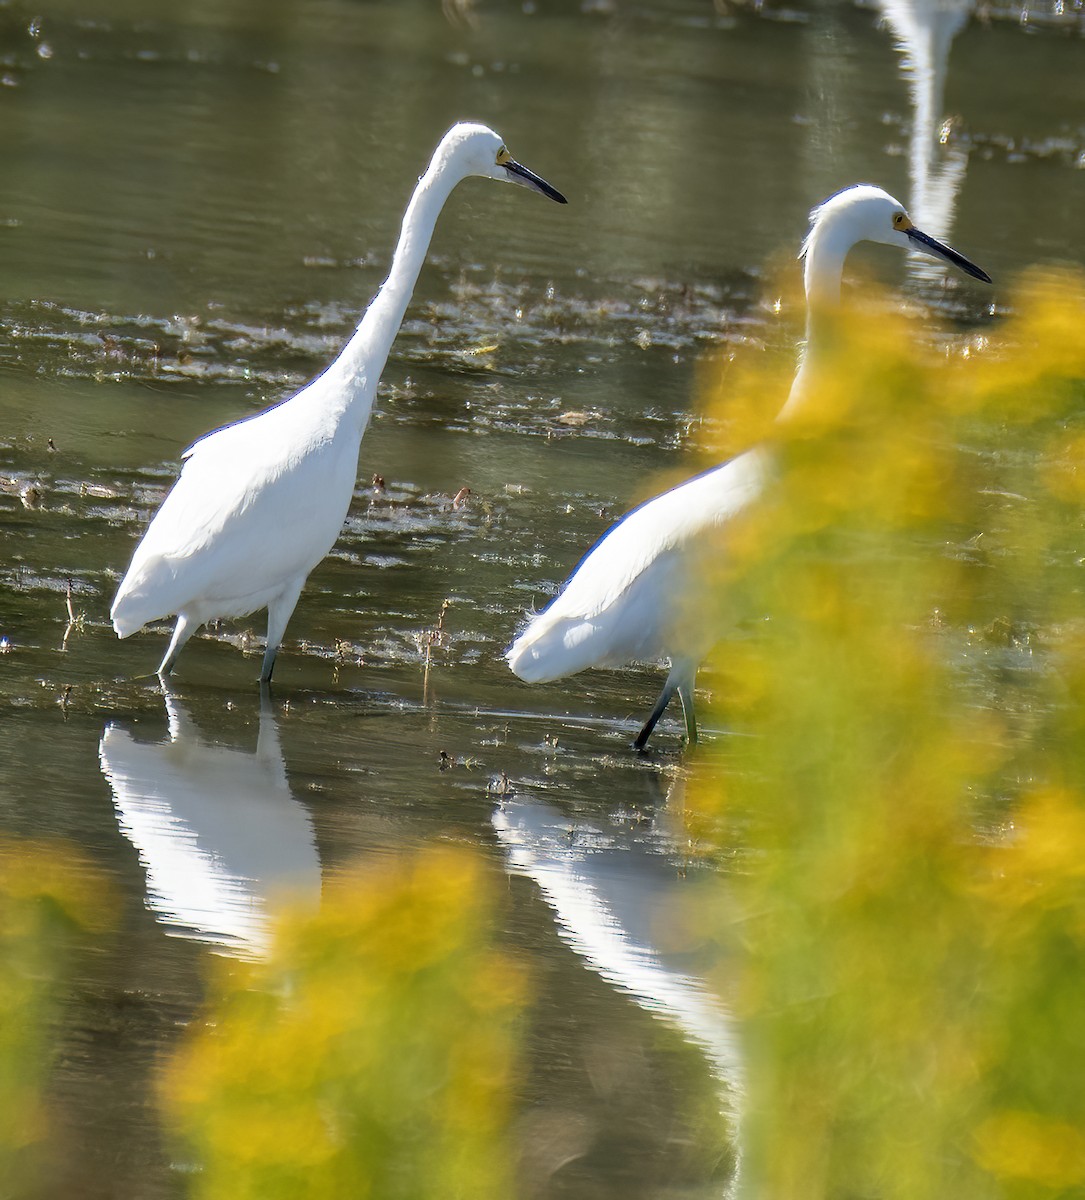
[496,146,512,166]
[893,211,909,230]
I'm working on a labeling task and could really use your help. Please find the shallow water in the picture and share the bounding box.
[0,0,1082,1195]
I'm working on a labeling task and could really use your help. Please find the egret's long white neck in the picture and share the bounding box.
[327,145,463,434]
[800,214,854,313]
[776,212,853,421]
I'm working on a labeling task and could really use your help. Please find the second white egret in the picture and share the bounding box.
[112,123,566,682]
[506,184,990,748]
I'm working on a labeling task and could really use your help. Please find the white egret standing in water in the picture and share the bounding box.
[506,185,990,749]
[112,123,566,682]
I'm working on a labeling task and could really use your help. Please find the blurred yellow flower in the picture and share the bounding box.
[686,269,1085,1200]
[0,841,114,1193]
[162,846,525,1200]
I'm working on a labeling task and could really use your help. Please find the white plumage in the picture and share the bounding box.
[112,122,566,682]
[507,184,990,748]
[508,450,768,746]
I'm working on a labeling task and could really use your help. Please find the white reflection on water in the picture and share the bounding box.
[98,688,321,957]
[877,0,974,276]
[492,789,744,1196]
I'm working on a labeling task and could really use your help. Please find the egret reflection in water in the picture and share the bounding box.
[492,789,744,1192]
[99,688,321,957]
[876,0,975,280]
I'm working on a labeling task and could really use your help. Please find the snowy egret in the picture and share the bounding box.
[506,184,990,749]
[112,123,566,681]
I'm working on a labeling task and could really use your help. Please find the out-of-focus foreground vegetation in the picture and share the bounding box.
[1,841,522,1200]
[692,267,1085,1199]
[162,846,524,1200]
[0,843,113,1196]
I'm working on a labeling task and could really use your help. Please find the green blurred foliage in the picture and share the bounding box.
[689,269,1085,1200]
[0,841,114,1196]
[162,845,525,1200]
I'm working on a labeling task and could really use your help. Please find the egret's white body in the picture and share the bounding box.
[508,450,768,746]
[112,123,566,681]
[507,184,989,748]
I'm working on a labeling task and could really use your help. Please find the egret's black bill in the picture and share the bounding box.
[504,160,568,204]
[906,226,992,283]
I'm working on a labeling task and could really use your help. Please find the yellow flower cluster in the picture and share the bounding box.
[162,846,525,1200]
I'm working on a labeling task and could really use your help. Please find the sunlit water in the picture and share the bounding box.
[0,0,1082,1195]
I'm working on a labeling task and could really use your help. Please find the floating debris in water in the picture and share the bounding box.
[80,482,120,499]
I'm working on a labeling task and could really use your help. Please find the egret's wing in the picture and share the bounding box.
[542,448,768,622]
[180,414,245,462]
[507,449,769,680]
[150,421,269,555]
[112,396,351,631]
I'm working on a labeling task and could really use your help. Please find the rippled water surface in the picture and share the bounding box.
[1,0,1082,1195]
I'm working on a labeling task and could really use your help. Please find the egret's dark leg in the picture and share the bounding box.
[158,614,196,677]
[634,663,699,750]
[676,679,699,746]
[260,644,279,685]
[633,678,676,750]
[261,578,305,684]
